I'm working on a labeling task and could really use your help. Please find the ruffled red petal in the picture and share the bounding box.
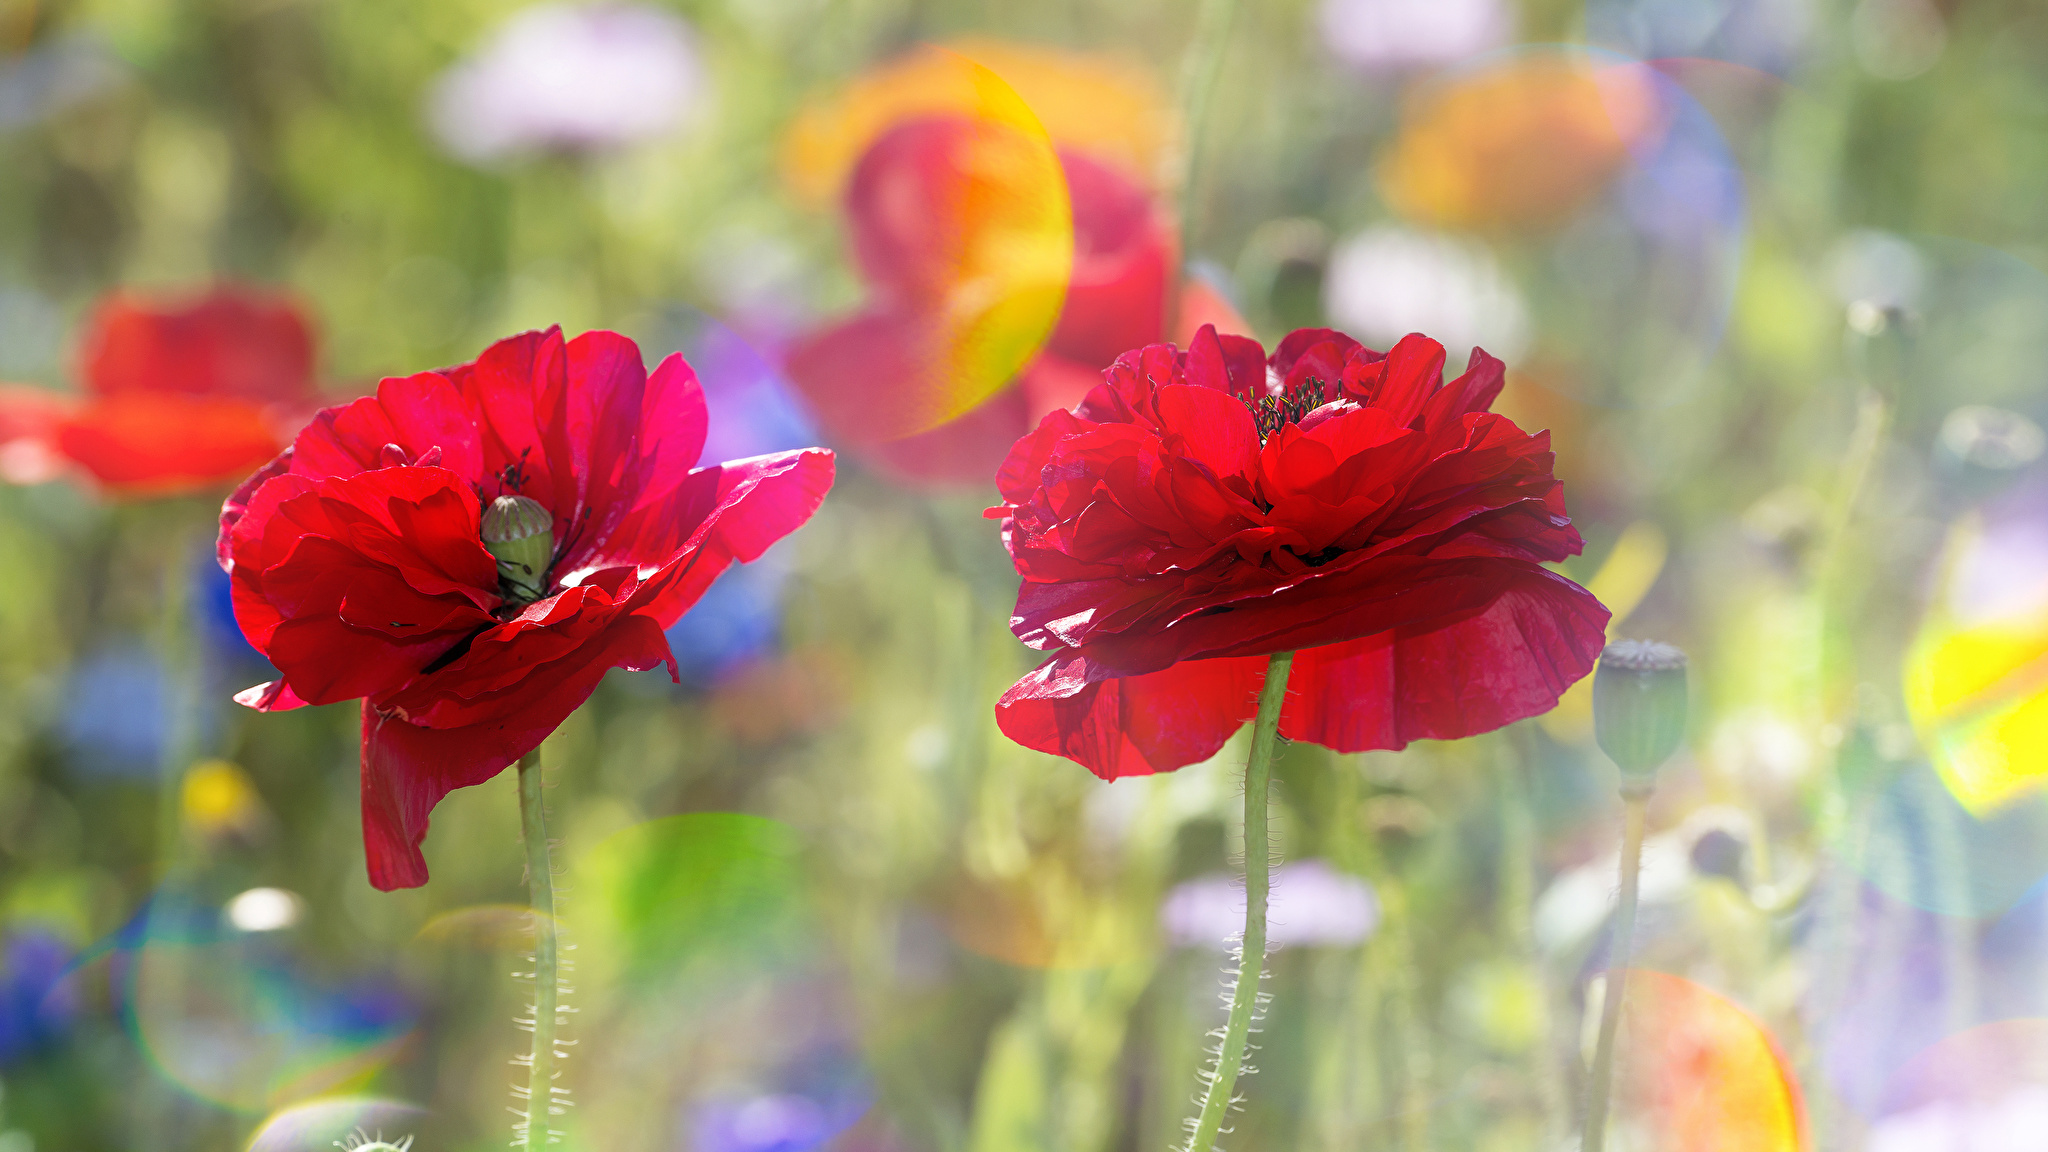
[994,650,1268,780]
[1278,565,1610,750]
[359,608,674,889]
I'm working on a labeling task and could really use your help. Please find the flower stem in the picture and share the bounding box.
[518,750,560,1147]
[1172,0,1241,285]
[1582,788,1649,1152]
[1184,649,1293,1152]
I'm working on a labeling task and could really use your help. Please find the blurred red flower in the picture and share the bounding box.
[988,325,1609,778]
[218,327,834,889]
[787,116,1243,486]
[0,286,317,496]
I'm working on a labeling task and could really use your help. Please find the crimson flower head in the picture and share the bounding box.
[0,286,316,496]
[218,327,834,889]
[989,324,1610,777]
[787,116,1242,486]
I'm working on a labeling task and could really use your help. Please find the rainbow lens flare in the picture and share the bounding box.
[245,1096,426,1152]
[113,894,413,1114]
[1618,970,1806,1151]
[780,46,1073,442]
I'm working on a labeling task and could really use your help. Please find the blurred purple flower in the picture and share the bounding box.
[428,3,703,164]
[1161,859,1379,949]
[0,928,78,1063]
[1317,0,1511,73]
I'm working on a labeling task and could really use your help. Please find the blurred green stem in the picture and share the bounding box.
[1184,649,1292,1152]
[1582,790,1648,1152]
[518,750,561,1148]
[1173,0,1240,283]
[1500,733,1566,1143]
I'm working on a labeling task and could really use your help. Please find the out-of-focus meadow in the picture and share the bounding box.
[2,0,2048,1149]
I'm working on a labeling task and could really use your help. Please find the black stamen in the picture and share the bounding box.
[1250,376,1329,441]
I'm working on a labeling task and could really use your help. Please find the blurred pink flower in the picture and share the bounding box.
[1161,859,1379,949]
[1868,1086,2048,1152]
[428,3,703,164]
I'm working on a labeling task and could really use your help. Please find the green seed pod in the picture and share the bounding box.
[481,494,553,604]
[1593,640,1688,788]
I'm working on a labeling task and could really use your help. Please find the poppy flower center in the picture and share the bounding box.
[480,493,554,605]
[1246,376,1330,442]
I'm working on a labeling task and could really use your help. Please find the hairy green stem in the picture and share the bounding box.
[518,751,560,1147]
[1184,650,1293,1152]
[1582,791,1648,1152]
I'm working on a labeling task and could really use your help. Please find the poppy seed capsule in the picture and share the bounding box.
[481,493,553,603]
[1592,640,1688,789]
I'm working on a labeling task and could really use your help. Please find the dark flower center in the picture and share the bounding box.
[1248,376,1329,442]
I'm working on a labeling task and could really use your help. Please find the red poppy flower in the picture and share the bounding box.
[218,327,834,889]
[787,117,1243,486]
[988,324,1610,778]
[0,286,317,496]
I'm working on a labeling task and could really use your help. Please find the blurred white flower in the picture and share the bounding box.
[1324,225,1531,363]
[1868,1085,2048,1152]
[1533,832,1690,954]
[1161,859,1379,949]
[1318,0,1511,72]
[428,3,703,164]
[225,886,304,933]
[1826,229,1924,312]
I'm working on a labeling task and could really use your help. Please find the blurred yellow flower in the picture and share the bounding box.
[782,37,1171,206]
[1378,56,1657,236]
[181,758,265,838]
[1905,512,2048,815]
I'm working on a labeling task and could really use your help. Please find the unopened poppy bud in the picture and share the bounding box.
[1592,640,1688,792]
[481,494,553,603]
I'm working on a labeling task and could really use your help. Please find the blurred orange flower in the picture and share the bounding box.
[1378,56,1659,235]
[0,286,318,498]
[782,37,1171,206]
[1620,970,1806,1152]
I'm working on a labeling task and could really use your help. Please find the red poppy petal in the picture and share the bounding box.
[995,650,1267,779]
[1421,346,1509,428]
[359,611,673,891]
[57,393,285,495]
[0,385,78,485]
[868,385,1031,487]
[1046,147,1171,368]
[1152,383,1261,481]
[233,678,313,711]
[293,370,484,485]
[1278,565,1608,750]
[81,286,315,404]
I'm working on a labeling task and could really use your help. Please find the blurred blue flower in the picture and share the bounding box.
[0,927,79,1064]
[0,34,123,132]
[59,642,168,778]
[665,550,793,687]
[1588,0,1816,76]
[655,315,818,685]
[688,1047,869,1152]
